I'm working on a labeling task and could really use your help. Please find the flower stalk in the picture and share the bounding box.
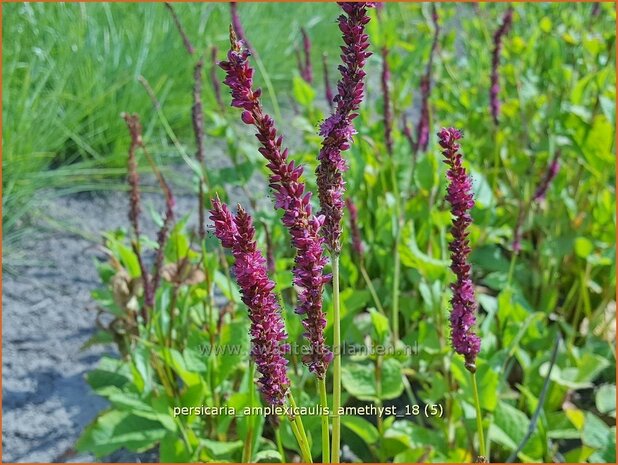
[415,4,440,153]
[316,5,373,461]
[490,7,513,125]
[512,151,561,254]
[297,28,313,84]
[123,113,152,321]
[209,198,291,406]
[164,2,208,239]
[210,46,225,110]
[230,2,254,55]
[381,46,393,155]
[439,127,486,461]
[219,28,332,379]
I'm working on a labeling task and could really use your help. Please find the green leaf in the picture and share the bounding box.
[566,408,586,431]
[384,420,446,457]
[370,308,390,345]
[86,356,131,393]
[76,410,167,457]
[394,448,431,463]
[470,168,493,208]
[215,270,241,303]
[200,438,243,460]
[490,401,529,450]
[399,222,449,280]
[341,359,403,401]
[217,320,250,384]
[574,236,594,258]
[160,433,192,463]
[595,384,616,417]
[583,412,611,449]
[341,415,379,445]
[80,330,114,350]
[292,75,315,106]
[132,345,153,393]
[590,427,616,463]
[254,450,282,462]
[117,243,141,278]
[452,359,499,412]
[102,389,176,432]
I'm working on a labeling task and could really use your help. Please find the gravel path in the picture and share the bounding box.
[2,187,200,462]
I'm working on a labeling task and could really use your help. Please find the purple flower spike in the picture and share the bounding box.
[211,46,224,110]
[490,7,513,125]
[439,128,481,373]
[381,46,393,155]
[298,28,313,84]
[230,2,254,55]
[345,198,363,256]
[533,151,560,202]
[210,198,290,406]
[415,4,440,153]
[219,30,332,379]
[317,2,373,254]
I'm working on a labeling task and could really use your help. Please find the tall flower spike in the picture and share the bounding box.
[219,29,332,379]
[345,198,363,256]
[150,170,175,302]
[210,198,290,406]
[230,2,254,55]
[316,2,374,254]
[533,151,560,202]
[439,128,481,373]
[512,151,561,253]
[211,46,225,110]
[415,4,440,153]
[123,113,152,318]
[299,28,313,84]
[381,46,393,155]
[490,7,513,125]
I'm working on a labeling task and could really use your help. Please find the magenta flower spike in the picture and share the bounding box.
[230,2,254,55]
[490,7,513,126]
[299,28,313,84]
[512,151,561,253]
[439,128,481,373]
[533,151,560,202]
[415,4,440,153]
[211,46,224,109]
[381,46,393,155]
[210,198,291,406]
[219,29,332,379]
[345,198,364,256]
[123,114,152,317]
[316,2,373,254]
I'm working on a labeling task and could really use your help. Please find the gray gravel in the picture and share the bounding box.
[2,185,201,462]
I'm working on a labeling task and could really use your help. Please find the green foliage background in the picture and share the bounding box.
[3,2,616,463]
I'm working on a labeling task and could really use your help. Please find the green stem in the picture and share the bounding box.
[331,253,342,463]
[289,419,308,462]
[389,158,402,344]
[392,234,401,343]
[471,371,487,461]
[360,261,385,315]
[375,354,385,462]
[318,378,330,463]
[242,362,256,463]
[507,252,517,288]
[275,425,286,463]
[288,393,313,463]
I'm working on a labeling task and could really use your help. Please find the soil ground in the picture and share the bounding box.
[2,184,202,462]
